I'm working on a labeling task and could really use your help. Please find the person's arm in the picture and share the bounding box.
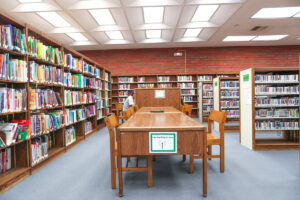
[128,96,134,107]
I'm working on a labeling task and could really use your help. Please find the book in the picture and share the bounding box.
[0,148,12,174]
[11,120,32,140]
[0,53,27,81]
[0,123,18,146]
[0,88,27,113]
[29,88,60,110]
[29,61,63,85]
[65,126,76,146]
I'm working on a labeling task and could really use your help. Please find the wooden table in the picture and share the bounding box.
[137,106,181,113]
[117,107,207,197]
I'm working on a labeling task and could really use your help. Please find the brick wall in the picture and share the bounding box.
[80,46,300,75]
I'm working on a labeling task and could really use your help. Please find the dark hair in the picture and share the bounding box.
[131,90,135,95]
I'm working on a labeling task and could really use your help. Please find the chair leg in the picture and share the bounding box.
[147,156,153,187]
[182,154,186,161]
[208,145,212,160]
[220,144,225,173]
[110,153,117,189]
[189,154,194,173]
[152,155,156,161]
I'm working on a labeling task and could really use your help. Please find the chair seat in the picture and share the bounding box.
[207,133,220,145]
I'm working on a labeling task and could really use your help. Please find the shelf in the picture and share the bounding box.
[255,81,299,84]
[255,139,300,150]
[30,125,64,139]
[180,88,195,90]
[65,104,83,108]
[30,82,63,87]
[65,119,85,127]
[255,105,299,108]
[0,140,26,151]
[221,97,240,99]
[221,87,239,90]
[178,81,196,83]
[0,80,27,84]
[83,73,96,78]
[255,93,299,96]
[181,94,197,96]
[0,110,27,116]
[30,105,63,112]
[221,107,239,109]
[0,167,30,189]
[255,129,299,132]
[28,55,63,68]
[255,117,299,120]
[64,68,82,74]
[0,46,27,57]
[64,86,83,90]
[32,147,65,168]
[84,87,97,90]
[203,96,213,99]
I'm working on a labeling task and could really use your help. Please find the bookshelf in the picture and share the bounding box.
[197,75,214,122]
[240,67,300,150]
[213,77,240,132]
[0,10,111,192]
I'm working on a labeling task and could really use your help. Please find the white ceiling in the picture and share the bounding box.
[1,0,300,50]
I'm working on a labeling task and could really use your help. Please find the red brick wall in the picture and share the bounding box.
[80,46,300,76]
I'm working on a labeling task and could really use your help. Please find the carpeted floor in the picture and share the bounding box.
[0,121,299,200]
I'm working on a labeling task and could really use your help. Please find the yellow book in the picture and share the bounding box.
[37,42,43,59]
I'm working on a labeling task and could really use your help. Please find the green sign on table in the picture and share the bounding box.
[155,90,165,98]
[149,132,177,153]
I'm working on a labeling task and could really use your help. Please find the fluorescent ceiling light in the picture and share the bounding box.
[106,31,124,40]
[37,12,70,27]
[184,28,202,37]
[253,35,288,41]
[18,0,42,2]
[143,7,164,23]
[293,12,300,17]
[146,30,161,38]
[66,33,88,41]
[223,36,256,41]
[252,7,300,19]
[89,9,116,25]
[192,5,219,21]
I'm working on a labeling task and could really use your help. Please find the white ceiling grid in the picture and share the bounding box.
[0,0,299,50]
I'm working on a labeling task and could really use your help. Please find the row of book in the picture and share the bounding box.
[158,83,172,88]
[104,91,109,99]
[119,98,126,103]
[221,100,240,108]
[30,89,61,110]
[84,77,100,89]
[198,76,213,81]
[31,111,65,137]
[64,90,95,106]
[105,72,109,81]
[220,81,239,88]
[255,97,299,107]
[29,61,63,85]
[255,86,299,94]
[203,91,213,98]
[85,105,96,118]
[64,54,82,72]
[105,82,109,90]
[0,88,27,113]
[0,53,27,81]
[182,96,194,102]
[203,105,213,113]
[179,83,194,89]
[31,135,49,166]
[182,89,195,95]
[255,121,299,130]
[104,99,109,107]
[1,25,27,54]
[255,74,298,83]
[28,36,64,65]
[0,148,11,174]
[137,77,145,82]
[119,91,128,96]
[65,126,76,146]
[221,91,239,98]
[65,108,85,125]
[96,100,103,109]
[83,61,100,78]
[85,121,93,135]
[255,109,299,118]
[119,77,134,83]
[203,84,213,90]
[203,99,213,105]
[222,110,240,118]
[97,110,103,120]
[95,90,102,100]
[158,76,170,82]
[119,84,130,90]
[64,73,83,88]
[178,75,193,82]
[138,84,154,88]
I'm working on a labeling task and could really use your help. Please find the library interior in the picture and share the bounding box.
[0,0,299,200]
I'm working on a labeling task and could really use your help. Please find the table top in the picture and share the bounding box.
[119,107,206,132]
[137,107,181,113]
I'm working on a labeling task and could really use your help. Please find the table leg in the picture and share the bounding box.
[203,132,207,197]
[116,129,123,197]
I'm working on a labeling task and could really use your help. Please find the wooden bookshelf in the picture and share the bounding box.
[0,10,111,193]
[240,67,300,150]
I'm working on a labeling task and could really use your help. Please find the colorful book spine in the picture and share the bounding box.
[255,121,299,130]
[64,90,83,106]
[83,92,95,104]
[29,89,60,110]
[181,89,195,95]
[158,83,172,88]
[182,96,193,102]
[29,61,63,85]
[138,77,145,82]
[220,81,239,88]
[83,61,96,75]
[64,54,82,72]
[85,120,93,135]
[179,83,194,89]
[255,97,299,107]
[85,105,96,118]
[0,88,27,113]
[65,126,76,146]
[138,83,154,88]
[158,76,170,82]
[119,77,134,83]
[65,108,86,125]
[255,74,298,83]
[31,135,49,166]
[178,75,193,82]
[64,73,83,88]
[198,75,213,81]
[0,25,27,53]
[0,53,27,81]
[0,148,12,174]
[255,86,299,94]
[83,77,96,89]
[105,72,109,81]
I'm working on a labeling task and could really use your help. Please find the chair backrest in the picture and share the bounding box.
[180,104,184,112]
[207,110,227,138]
[104,114,119,146]
[129,106,135,115]
[182,104,193,117]
[116,104,123,118]
[134,104,139,112]
[123,109,131,120]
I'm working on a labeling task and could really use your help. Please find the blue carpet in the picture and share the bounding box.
[0,121,299,200]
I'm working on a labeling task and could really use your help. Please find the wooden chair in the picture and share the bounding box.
[116,104,126,122]
[123,110,131,120]
[129,106,135,115]
[180,104,184,112]
[182,104,193,117]
[134,104,139,112]
[104,114,153,189]
[189,110,227,173]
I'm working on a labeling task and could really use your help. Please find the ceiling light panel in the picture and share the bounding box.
[192,5,219,21]
[37,12,70,27]
[252,7,300,19]
[223,36,256,41]
[106,31,124,40]
[89,9,116,25]
[143,7,164,23]
[252,35,288,41]
[184,28,202,37]
[66,33,88,41]
[146,30,161,38]
[18,0,42,2]
[293,12,300,17]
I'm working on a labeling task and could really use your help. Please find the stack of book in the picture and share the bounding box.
[30,89,61,110]
[29,61,63,85]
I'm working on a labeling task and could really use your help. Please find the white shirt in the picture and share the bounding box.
[123,96,134,111]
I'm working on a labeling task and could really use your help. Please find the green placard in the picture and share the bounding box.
[214,81,217,86]
[149,132,177,153]
[155,90,165,98]
[243,74,249,82]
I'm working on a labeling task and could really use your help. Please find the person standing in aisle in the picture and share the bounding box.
[123,90,135,111]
